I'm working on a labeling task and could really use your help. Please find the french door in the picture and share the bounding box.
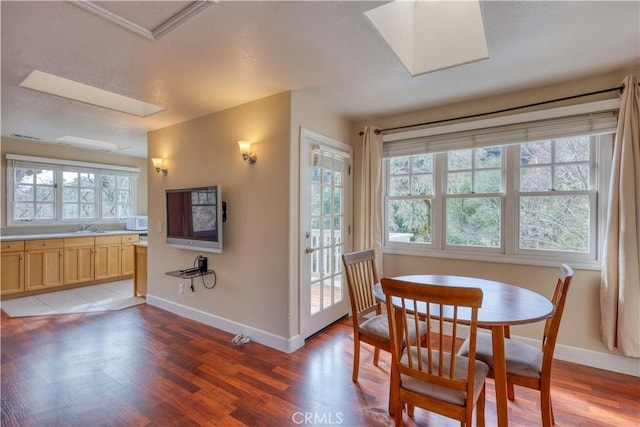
[299,129,351,339]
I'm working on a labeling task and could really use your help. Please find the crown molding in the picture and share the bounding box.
[71,0,213,41]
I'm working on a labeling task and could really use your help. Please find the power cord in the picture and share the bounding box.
[190,255,217,291]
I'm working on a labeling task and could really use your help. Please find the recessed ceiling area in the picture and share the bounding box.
[1,1,638,158]
[72,0,213,40]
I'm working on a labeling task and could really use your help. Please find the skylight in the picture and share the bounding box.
[364,0,489,76]
[19,70,166,117]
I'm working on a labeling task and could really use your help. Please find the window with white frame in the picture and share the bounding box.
[383,103,617,267]
[7,155,139,225]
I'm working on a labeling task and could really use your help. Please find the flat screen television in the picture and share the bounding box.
[166,186,223,253]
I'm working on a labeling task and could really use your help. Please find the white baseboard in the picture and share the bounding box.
[146,294,305,353]
[516,335,640,377]
[450,325,639,377]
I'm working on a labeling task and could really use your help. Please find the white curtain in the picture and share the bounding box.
[358,126,384,276]
[600,75,640,358]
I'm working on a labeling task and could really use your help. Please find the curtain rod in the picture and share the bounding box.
[360,83,631,136]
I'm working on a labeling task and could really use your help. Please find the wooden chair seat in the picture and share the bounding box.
[460,332,543,379]
[360,314,427,345]
[400,348,489,407]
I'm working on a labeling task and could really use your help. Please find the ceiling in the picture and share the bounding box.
[2,1,639,158]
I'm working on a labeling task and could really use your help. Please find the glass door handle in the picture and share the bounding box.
[305,248,315,254]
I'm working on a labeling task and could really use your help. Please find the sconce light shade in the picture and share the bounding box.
[151,157,168,175]
[238,141,257,164]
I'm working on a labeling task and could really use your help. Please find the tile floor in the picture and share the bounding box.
[0,279,145,317]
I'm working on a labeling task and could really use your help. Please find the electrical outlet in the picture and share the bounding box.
[178,283,184,294]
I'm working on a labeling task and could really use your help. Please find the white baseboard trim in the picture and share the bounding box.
[516,335,640,377]
[450,325,639,377]
[146,294,305,354]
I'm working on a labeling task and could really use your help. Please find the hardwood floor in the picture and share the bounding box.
[2,305,638,426]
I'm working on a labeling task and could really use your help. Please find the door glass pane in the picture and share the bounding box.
[310,280,321,315]
[311,185,321,216]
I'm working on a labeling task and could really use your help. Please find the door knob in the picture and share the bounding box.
[305,248,315,254]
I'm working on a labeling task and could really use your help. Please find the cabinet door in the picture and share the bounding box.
[1,251,25,295]
[134,245,147,296]
[64,246,95,284]
[121,244,135,276]
[25,249,64,290]
[95,244,121,280]
[120,234,139,277]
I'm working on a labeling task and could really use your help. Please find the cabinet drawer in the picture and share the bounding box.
[64,237,95,247]
[25,239,64,250]
[1,241,25,252]
[95,235,121,245]
[121,234,140,244]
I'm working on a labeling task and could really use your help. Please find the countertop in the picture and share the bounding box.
[0,230,146,242]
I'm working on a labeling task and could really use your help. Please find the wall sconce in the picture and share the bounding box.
[238,141,257,164]
[151,158,168,175]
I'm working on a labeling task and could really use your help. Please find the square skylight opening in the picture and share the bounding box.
[365,0,489,76]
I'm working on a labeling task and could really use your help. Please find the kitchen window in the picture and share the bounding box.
[6,155,138,226]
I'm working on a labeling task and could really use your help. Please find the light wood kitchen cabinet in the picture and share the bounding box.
[94,235,121,280]
[2,232,141,298]
[1,240,25,295]
[63,236,95,285]
[120,234,139,277]
[133,243,147,296]
[25,239,64,291]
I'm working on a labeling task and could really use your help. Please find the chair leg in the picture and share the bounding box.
[373,347,381,367]
[477,385,486,427]
[394,401,404,427]
[507,381,515,401]
[352,340,360,382]
[541,388,553,427]
[407,404,414,418]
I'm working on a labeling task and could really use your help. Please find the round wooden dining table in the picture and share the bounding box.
[373,274,555,427]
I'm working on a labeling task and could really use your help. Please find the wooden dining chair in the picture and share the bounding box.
[458,264,574,427]
[341,249,390,382]
[381,277,489,427]
[342,249,427,384]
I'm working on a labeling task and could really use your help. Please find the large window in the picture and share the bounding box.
[7,155,138,226]
[384,132,612,267]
